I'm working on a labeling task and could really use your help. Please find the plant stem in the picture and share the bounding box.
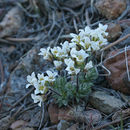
[49,88,61,96]
[76,74,79,92]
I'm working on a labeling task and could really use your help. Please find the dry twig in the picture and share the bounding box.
[6,37,37,42]
[124,46,130,81]
[38,103,45,130]
[12,87,35,108]
[85,9,91,26]
[0,59,4,83]
[0,38,16,45]
[93,116,130,130]
[73,18,78,33]
[101,34,130,51]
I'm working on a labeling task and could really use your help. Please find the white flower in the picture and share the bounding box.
[51,46,62,57]
[58,49,68,58]
[34,88,40,95]
[99,23,108,31]
[79,26,91,37]
[37,73,48,82]
[84,26,92,34]
[98,23,108,36]
[34,79,48,94]
[70,48,89,63]
[31,94,43,107]
[85,61,93,70]
[65,60,80,75]
[90,29,100,41]
[36,81,48,94]
[60,41,70,53]
[53,60,62,69]
[46,70,57,82]
[80,37,91,50]
[69,42,77,48]
[64,58,74,66]
[37,73,44,81]
[26,72,37,88]
[90,41,100,51]
[51,46,68,59]
[64,58,80,75]
[70,33,82,45]
[98,35,108,45]
[38,47,52,60]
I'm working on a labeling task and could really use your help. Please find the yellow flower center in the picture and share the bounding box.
[49,76,54,79]
[40,78,44,81]
[44,52,47,56]
[78,55,83,60]
[85,43,90,49]
[54,50,58,54]
[70,67,74,71]
[39,85,44,90]
[77,36,80,41]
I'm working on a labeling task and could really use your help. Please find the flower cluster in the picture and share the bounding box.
[26,23,108,106]
[38,23,108,75]
[70,23,108,51]
[26,71,57,106]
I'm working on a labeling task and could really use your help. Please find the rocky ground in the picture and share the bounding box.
[0,0,130,130]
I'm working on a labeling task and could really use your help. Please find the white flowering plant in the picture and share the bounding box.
[26,23,108,107]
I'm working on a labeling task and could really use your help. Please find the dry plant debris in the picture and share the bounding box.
[0,0,129,129]
[0,7,23,38]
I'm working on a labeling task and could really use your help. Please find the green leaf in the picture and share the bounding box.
[51,73,94,107]
[85,67,98,82]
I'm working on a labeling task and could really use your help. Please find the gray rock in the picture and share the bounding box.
[58,105,101,125]
[106,23,122,42]
[66,124,78,130]
[89,91,125,114]
[72,106,102,125]
[0,7,23,38]
[95,0,126,19]
[6,46,52,104]
[120,94,130,107]
[117,27,130,48]
[42,125,57,130]
[57,120,70,130]
[83,109,102,125]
